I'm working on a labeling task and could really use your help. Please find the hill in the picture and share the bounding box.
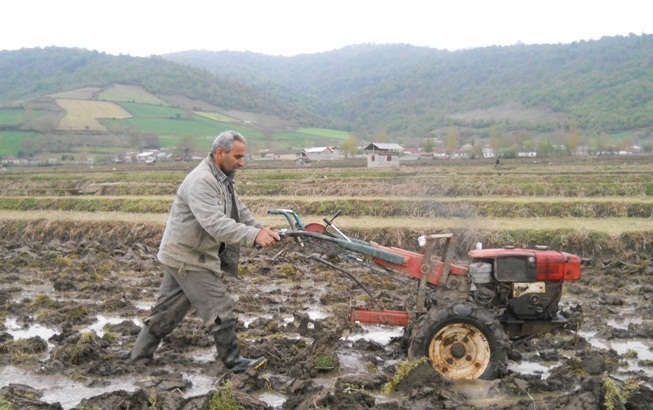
[164,35,653,143]
[1,36,653,160]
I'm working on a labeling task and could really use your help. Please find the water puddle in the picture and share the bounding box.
[15,283,56,301]
[4,317,58,341]
[134,301,154,310]
[0,365,139,410]
[256,391,287,409]
[345,324,404,345]
[80,314,136,337]
[508,360,556,378]
[581,331,653,376]
[307,307,329,320]
[337,350,365,372]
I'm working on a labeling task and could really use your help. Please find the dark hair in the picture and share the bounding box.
[210,130,247,156]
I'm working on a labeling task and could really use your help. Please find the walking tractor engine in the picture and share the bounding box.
[467,247,582,338]
[268,209,583,381]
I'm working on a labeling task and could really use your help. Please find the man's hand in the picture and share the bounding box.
[255,227,281,248]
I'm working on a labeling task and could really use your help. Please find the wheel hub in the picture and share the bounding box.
[450,342,466,359]
[428,322,491,379]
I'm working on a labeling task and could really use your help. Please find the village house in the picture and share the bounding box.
[364,142,403,168]
[299,146,341,161]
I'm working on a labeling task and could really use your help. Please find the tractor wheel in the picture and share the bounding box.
[408,302,508,380]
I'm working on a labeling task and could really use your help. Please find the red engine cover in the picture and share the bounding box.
[468,248,581,281]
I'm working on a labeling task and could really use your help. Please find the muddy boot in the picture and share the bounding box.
[213,326,266,373]
[127,326,161,365]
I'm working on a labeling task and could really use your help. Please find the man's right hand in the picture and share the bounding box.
[255,227,281,248]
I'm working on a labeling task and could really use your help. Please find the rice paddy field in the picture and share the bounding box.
[2,154,653,409]
[1,155,652,257]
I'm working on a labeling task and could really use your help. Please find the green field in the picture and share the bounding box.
[0,108,22,126]
[0,80,354,158]
[0,131,39,156]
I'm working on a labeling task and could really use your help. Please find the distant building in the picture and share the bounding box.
[482,147,496,158]
[136,151,156,162]
[364,143,403,168]
[300,146,341,161]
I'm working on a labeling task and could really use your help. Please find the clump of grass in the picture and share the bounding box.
[0,336,48,363]
[278,263,300,278]
[313,353,338,371]
[50,331,105,365]
[209,381,243,410]
[381,357,429,394]
[101,332,119,343]
[603,374,629,410]
[0,396,15,410]
[31,294,54,308]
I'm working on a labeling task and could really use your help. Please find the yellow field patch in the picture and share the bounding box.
[50,87,101,100]
[98,84,165,105]
[56,99,132,131]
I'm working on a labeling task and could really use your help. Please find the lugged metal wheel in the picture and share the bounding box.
[409,301,508,380]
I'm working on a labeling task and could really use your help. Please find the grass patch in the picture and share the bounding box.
[382,357,429,394]
[0,131,39,156]
[0,108,22,126]
[209,382,243,410]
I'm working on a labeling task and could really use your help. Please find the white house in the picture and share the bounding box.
[364,143,403,168]
[300,146,341,161]
[137,151,157,163]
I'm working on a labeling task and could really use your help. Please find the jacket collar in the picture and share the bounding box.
[205,155,233,185]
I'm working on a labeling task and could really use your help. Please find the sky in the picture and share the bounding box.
[2,0,652,57]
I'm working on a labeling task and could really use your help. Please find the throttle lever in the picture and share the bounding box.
[323,209,342,225]
[322,209,351,242]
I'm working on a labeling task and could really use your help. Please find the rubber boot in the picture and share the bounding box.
[213,326,266,373]
[128,326,161,365]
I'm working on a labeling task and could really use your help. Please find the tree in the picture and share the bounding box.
[421,138,435,153]
[340,134,359,158]
[445,126,459,153]
[567,122,582,155]
[176,136,195,161]
[537,139,555,157]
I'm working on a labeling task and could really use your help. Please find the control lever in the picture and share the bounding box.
[323,210,351,242]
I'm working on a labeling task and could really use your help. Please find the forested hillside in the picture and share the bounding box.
[165,35,653,141]
[0,47,318,124]
[1,35,652,157]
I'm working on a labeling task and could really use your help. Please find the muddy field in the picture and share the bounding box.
[1,218,653,410]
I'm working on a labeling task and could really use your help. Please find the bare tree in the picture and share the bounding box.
[176,136,195,161]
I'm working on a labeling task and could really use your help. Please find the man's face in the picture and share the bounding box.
[214,140,246,175]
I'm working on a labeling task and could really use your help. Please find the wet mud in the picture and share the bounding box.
[1,225,653,409]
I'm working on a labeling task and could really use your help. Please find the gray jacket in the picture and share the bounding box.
[157,156,262,273]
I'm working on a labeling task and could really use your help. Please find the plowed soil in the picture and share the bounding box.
[1,220,653,409]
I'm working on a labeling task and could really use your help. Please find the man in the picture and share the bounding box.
[129,130,280,373]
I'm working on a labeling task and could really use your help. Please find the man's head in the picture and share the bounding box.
[210,131,247,176]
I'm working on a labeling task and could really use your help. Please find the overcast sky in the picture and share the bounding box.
[2,0,651,57]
